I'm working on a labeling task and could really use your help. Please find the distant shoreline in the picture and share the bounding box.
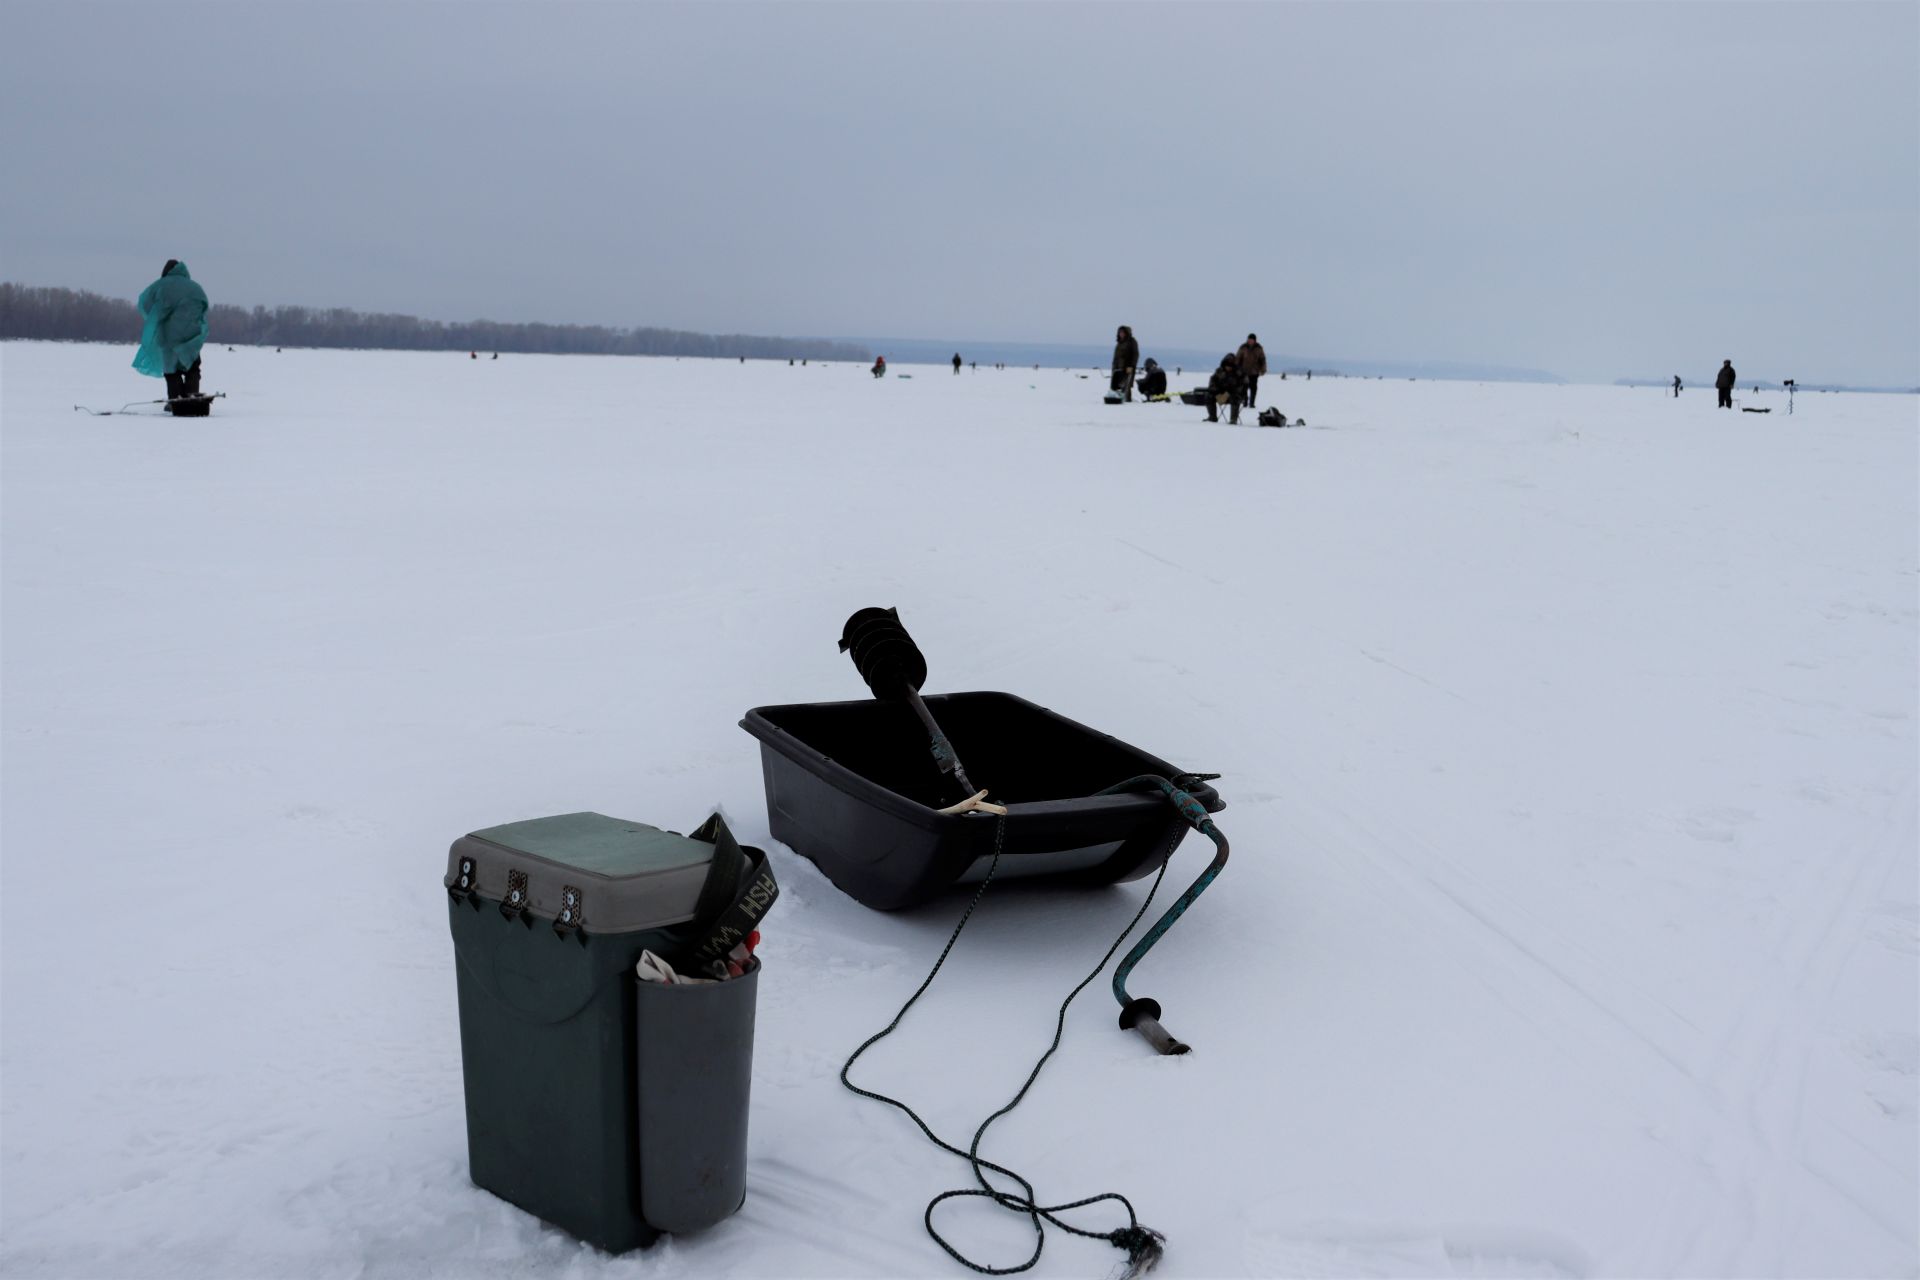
[0,282,869,365]
[9,282,1909,392]
[1615,378,1918,396]
[846,335,1568,386]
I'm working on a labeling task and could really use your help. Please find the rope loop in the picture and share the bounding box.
[840,811,1170,1275]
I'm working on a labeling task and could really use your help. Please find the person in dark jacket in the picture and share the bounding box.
[1111,325,1139,401]
[132,260,210,406]
[1137,357,1168,398]
[1715,359,1736,408]
[1207,352,1248,423]
[951,353,962,374]
[872,356,887,378]
[1237,334,1268,407]
[1672,375,1682,397]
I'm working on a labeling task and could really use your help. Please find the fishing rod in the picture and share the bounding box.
[74,392,226,417]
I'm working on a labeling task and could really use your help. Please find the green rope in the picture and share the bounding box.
[839,812,1174,1276]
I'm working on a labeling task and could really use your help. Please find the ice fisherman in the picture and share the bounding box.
[1137,358,1168,399]
[1716,359,1736,409]
[1111,325,1139,402]
[1672,375,1682,397]
[872,356,887,378]
[1237,334,1268,408]
[1207,352,1248,424]
[132,260,209,406]
[952,353,962,374]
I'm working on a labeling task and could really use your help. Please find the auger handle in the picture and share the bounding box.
[1100,774,1229,1054]
[1118,997,1190,1056]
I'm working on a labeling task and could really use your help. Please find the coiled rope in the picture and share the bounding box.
[839,811,1182,1277]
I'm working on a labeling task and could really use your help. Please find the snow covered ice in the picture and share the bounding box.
[2,341,1915,1278]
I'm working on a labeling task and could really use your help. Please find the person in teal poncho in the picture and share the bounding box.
[133,260,210,404]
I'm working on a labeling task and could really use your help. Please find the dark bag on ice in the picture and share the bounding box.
[1257,407,1286,427]
[680,813,780,972]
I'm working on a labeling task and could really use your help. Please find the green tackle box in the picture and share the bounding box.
[445,811,771,1252]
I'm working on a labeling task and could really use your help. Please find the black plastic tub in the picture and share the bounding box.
[740,691,1222,910]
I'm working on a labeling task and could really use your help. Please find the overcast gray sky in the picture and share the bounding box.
[4,1,1915,384]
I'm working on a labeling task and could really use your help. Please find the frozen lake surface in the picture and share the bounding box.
[3,342,1915,1278]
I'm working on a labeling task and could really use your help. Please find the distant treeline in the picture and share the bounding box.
[0,283,871,363]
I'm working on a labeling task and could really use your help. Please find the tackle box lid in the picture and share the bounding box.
[446,812,723,934]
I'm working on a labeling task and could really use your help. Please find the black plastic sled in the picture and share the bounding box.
[740,691,1223,910]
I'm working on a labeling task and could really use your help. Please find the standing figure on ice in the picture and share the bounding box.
[1238,333,1268,408]
[1110,325,1139,402]
[132,260,209,410]
[951,353,962,374]
[1673,375,1682,397]
[1715,359,1736,409]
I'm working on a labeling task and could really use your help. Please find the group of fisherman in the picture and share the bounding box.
[1110,326,1271,423]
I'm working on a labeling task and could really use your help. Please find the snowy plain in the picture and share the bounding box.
[2,340,1915,1279]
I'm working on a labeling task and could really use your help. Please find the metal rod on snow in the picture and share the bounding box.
[74,393,225,417]
[73,399,166,416]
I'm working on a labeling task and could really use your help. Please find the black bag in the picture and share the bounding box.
[1257,407,1286,428]
[681,814,779,972]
